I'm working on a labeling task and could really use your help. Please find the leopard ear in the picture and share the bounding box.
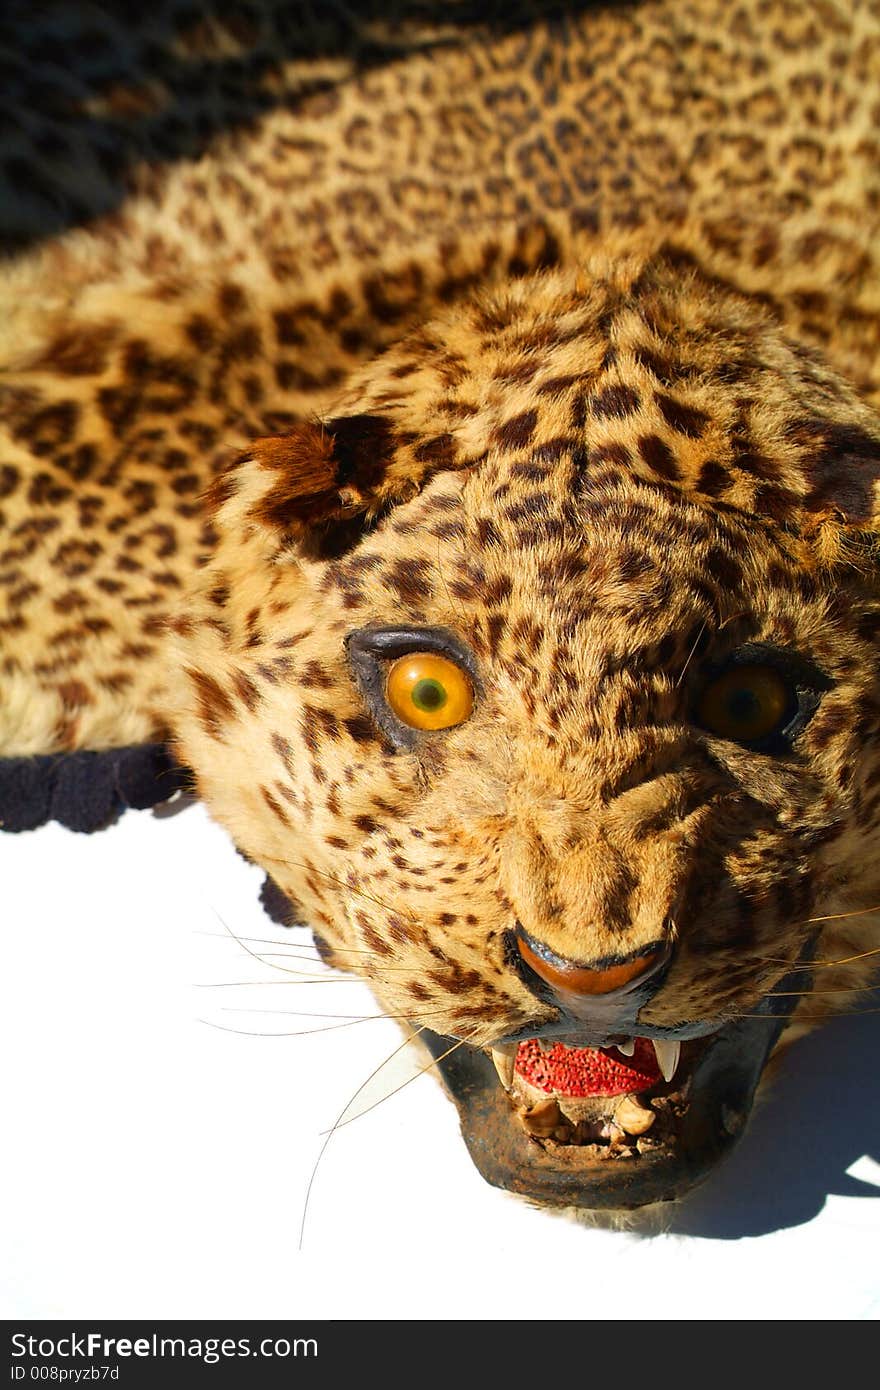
[205,411,452,560]
[179,410,461,651]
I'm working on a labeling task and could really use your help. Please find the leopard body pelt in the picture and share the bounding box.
[2,0,880,1208]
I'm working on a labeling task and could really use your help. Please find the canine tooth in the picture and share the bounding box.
[614,1095,656,1136]
[615,1038,636,1057]
[653,1039,681,1083]
[489,1044,518,1090]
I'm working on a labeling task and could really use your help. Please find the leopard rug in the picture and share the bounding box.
[2,0,880,1213]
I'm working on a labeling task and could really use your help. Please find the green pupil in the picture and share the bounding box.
[411,678,447,712]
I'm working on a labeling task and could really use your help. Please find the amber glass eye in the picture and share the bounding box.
[385,652,474,730]
[697,664,794,744]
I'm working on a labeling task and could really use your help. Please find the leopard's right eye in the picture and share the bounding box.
[385,652,474,730]
[693,643,832,752]
[696,664,794,746]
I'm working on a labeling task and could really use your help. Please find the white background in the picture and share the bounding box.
[2,800,879,1320]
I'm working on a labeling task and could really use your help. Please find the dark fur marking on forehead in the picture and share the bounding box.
[655,392,710,438]
[413,433,457,467]
[425,492,461,513]
[430,519,466,540]
[484,575,514,606]
[271,732,295,771]
[586,442,632,469]
[703,545,745,590]
[437,397,480,418]
[536,372,585,397]
[474,516,503,548]
[493,358,542,385]
[299,703,341,752]
[534,437,577,466]
[343,714,381,745]
[383,557,435,605]
[730,431,777,482]
[186,668,236,739]
[493,409,539,452]
[261,785,291,826]
[696,460,729,496]
[632,344,686,386]
[591,384,641,419]
[503,495,555,525]
[325,553,384,596]
[299,660,334,689]
[232,669,260,711]
[638,433,680,480]
[615,547,657,582]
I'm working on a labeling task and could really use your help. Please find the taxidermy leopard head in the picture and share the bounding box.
[170,248,880,1211]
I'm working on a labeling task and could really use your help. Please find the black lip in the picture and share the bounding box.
[418,948,815,1210]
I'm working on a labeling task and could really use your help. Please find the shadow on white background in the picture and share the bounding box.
[664,1008,880,1240]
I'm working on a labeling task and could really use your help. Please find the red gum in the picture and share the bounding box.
[515,1037,661,1097]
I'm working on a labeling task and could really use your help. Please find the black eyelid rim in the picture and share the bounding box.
[346,624,482,683]
[345,624,482,749]
[702,641,834,695]
[694,641,833,752]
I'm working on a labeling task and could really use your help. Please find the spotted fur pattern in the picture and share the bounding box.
[3,3,880,1095]
[170,251,880,1042]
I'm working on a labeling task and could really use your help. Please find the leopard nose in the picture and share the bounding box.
[514,926,670,1001]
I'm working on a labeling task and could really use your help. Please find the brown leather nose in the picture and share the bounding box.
[516,932,667,997]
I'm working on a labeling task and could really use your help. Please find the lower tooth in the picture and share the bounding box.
[653,1039,681,1083]
[615,1095,656,1135]
[615,1038,636,1057]
[521,1096,561,1137]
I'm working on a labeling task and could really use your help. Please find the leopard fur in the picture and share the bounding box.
[2,0,880,1205]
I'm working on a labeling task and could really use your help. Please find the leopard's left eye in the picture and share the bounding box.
[385,652,474,730]
[696,664,796,746]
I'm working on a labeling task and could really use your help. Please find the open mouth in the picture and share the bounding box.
[293,897,819,1212]
[417,963,811,1211]
[490,1036,692,1152]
